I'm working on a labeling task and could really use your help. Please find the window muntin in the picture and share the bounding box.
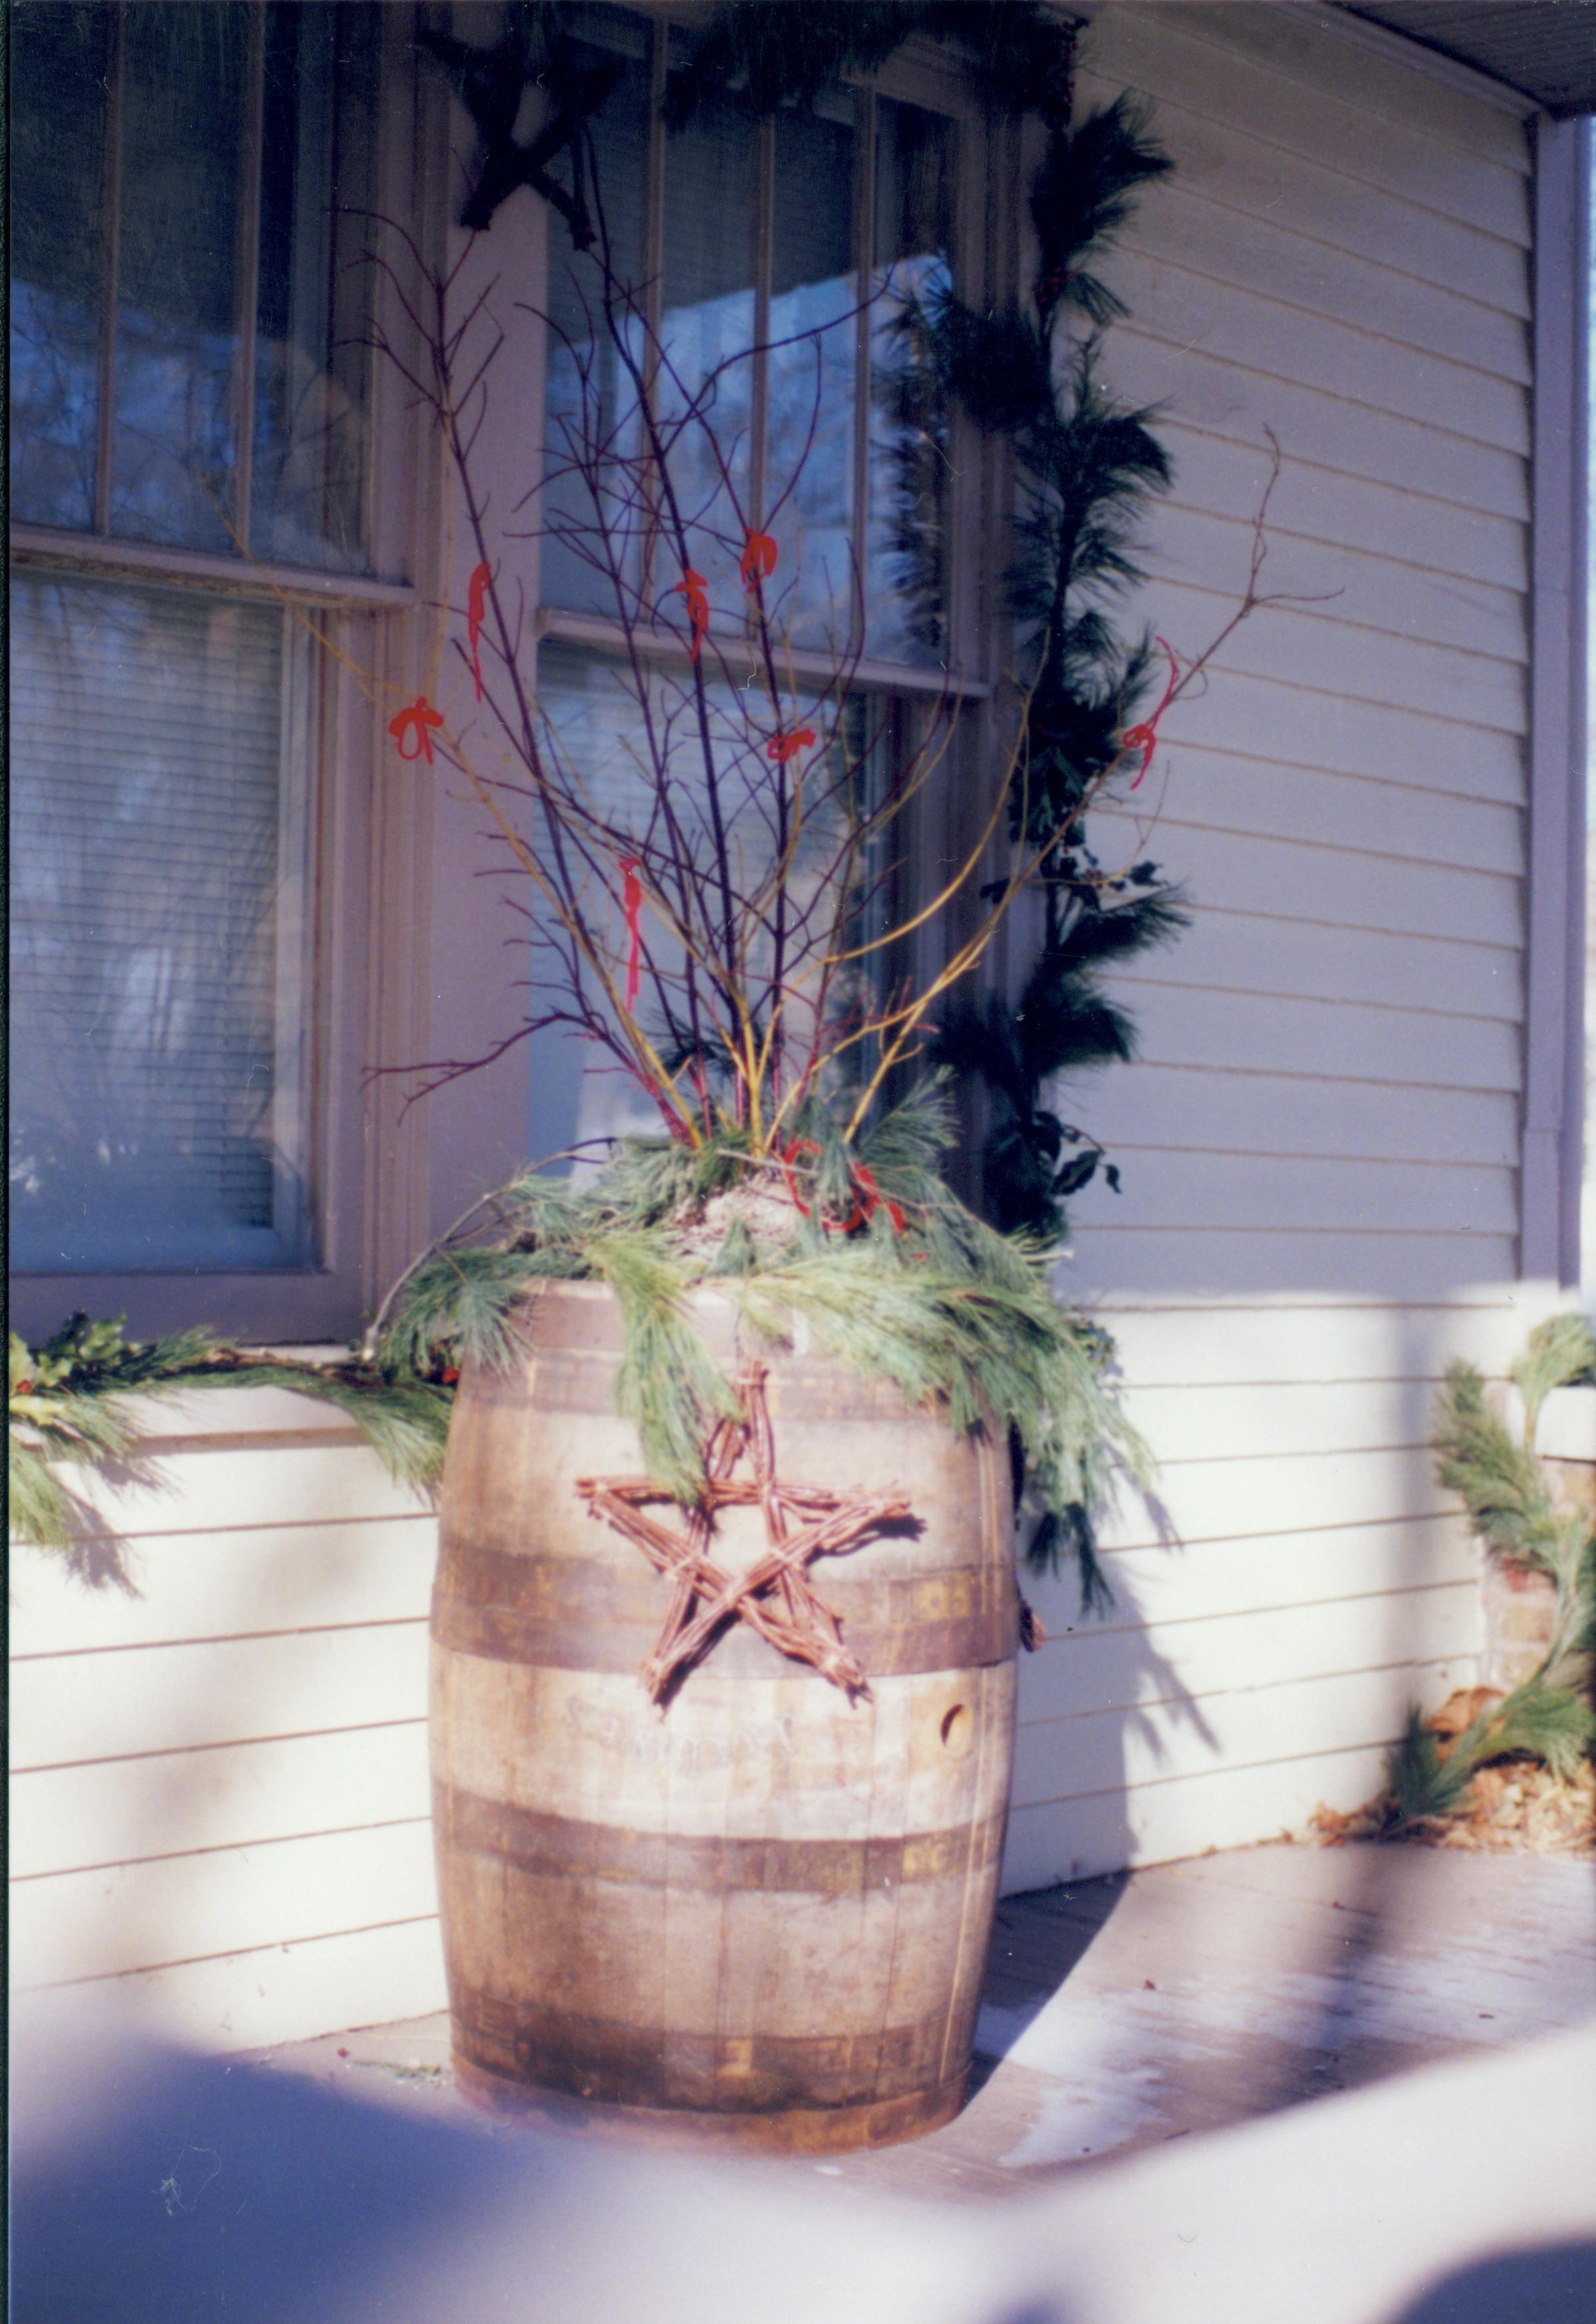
[540,13,965,669]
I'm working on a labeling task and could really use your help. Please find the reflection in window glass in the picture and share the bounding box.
[867,98,957,664]
[659,77,758,589]
[9,1,374,567]
[251,3,378,570]
[8,573,313,1271]
[9,5,110,530]
[110,3,249,548]
[768,100,857,650]
[542,21,653,616]
[532,645,877,1151]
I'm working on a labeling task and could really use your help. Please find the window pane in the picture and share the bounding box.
[659,72,758,592]
[110,3,249,549]
[768,100,858,651]
[251,1,378,570]
[541,16,653,616]
[9,572,313,1272]
[9,3,111,530]
[867,98,957,665]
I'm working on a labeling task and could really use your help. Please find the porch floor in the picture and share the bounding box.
[257,1837,1596,2202]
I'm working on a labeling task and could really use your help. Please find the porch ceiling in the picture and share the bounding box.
[1335,1,1596,116]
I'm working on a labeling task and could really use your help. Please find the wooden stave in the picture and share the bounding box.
[431,1280,1018,2149]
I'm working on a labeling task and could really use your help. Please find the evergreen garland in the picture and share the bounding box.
[910,100,1189,1237]
[9,1314,451,1560]
[374,1080,1145,1592]
[1384,1319,1596,1827]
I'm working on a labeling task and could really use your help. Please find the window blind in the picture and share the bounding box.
[8,570,312,1271]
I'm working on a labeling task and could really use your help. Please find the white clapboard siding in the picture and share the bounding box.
[1101,328,1528,519]
[1081,13,1532,239]
[1117,189,1532,385]
[1010,1664,1470,1829]
[1112,248,1530,455]
[1147,503,1528,667]
[12,1621,431,1770]
[1121,751,1524,879]
[1085,78,1529,311]
[1101,983,1520,1094]
[1089,1517,1482,1622]
[1072,1152,1516,1238]
[1063,1230,1520,1301]
[1123,911,1520,1024]
[1103,822,1521,951]
[1096,1298,1536,1386]
[8,1518,438,1659]
[1016,1583,1478,1726]
[1163,2,1531,169]
[1103,1374,1470,1464]
[1155,420,1528,592]
[1119,575,1526,731]
[9,1819,438,1989]
[11,1720,431,1882]
[1089,1073,1519,1169]
[1001,1740,1397,1891]
[1149,664,1526,802]
[80,1919,449,2055]
[1042,0,1536,1928]
[8,1414,450,2043]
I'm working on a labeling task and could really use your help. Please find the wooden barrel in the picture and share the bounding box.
[430,1278,1017,2152]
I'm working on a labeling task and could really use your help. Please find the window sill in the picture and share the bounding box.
[537,606,992,700]
[9,524,417,609]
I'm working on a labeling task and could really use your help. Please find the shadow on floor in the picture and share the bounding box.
[1387,2240,1596,2324]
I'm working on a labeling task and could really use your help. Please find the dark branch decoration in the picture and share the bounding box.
[661,1,1074,132]
[420,7,622,241]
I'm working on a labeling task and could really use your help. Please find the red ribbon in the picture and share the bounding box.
[1121,637,1179,790]
[778,1139,905,1235]
[766,725,817,766]
[619,856,644,1011]
[674,568,710,661]
[740,530,778,589]
[467,561,491,702]
[388,696,445,764]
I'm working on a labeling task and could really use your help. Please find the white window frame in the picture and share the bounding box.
[7,3,446,1347]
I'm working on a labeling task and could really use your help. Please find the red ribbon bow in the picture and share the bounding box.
[766,725,817,766]
[619,855,645,1011]
[778,1139,906,1236]
[467,562,491,702]
[674,569,710,661]
[1120,637,1179,790]
[740,530,778,588]
[388,696,444,764]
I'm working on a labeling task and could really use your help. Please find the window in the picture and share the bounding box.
[9,3,390,1326]
[528,7,985,1157]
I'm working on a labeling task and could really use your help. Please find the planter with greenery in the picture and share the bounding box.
[8,1,1287,2145]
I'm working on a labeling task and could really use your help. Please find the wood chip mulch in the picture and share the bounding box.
[1305,1689,1595,1858]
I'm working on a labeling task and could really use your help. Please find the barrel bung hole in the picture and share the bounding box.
[939,1702,970,1752]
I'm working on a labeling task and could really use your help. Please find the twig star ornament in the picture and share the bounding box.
[577,1365,911,1702]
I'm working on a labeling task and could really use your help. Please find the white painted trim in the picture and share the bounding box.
[1520,116,1591,1284]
